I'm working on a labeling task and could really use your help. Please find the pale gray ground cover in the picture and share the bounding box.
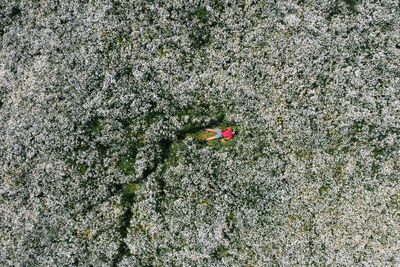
[1,0,400,266]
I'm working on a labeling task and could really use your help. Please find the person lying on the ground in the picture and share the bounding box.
[203,127,236,143]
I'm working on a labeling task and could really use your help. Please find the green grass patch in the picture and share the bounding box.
[121,183,141,204]
[123,183,140,196]
[165,141,184,167]
[80,163,87,175]
[212,245,229,259]
[86,116,104,133]
[65,159,89,176]
[66,158,76,166]
[117,158,135,175]
[319,185,329,196]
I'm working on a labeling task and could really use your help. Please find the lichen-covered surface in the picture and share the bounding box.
[1,0,400,266]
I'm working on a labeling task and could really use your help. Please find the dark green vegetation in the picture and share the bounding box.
[1,0,400,266]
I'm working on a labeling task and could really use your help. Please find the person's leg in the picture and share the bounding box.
[214,129,223,139]
[205,129,215,132]
[204,129,222,142]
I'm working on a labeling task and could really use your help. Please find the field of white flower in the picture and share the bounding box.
[1,0,399,265]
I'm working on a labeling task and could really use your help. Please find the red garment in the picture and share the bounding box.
[222,127,233,140]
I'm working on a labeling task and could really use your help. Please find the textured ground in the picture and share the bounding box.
[1,0,400,266]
